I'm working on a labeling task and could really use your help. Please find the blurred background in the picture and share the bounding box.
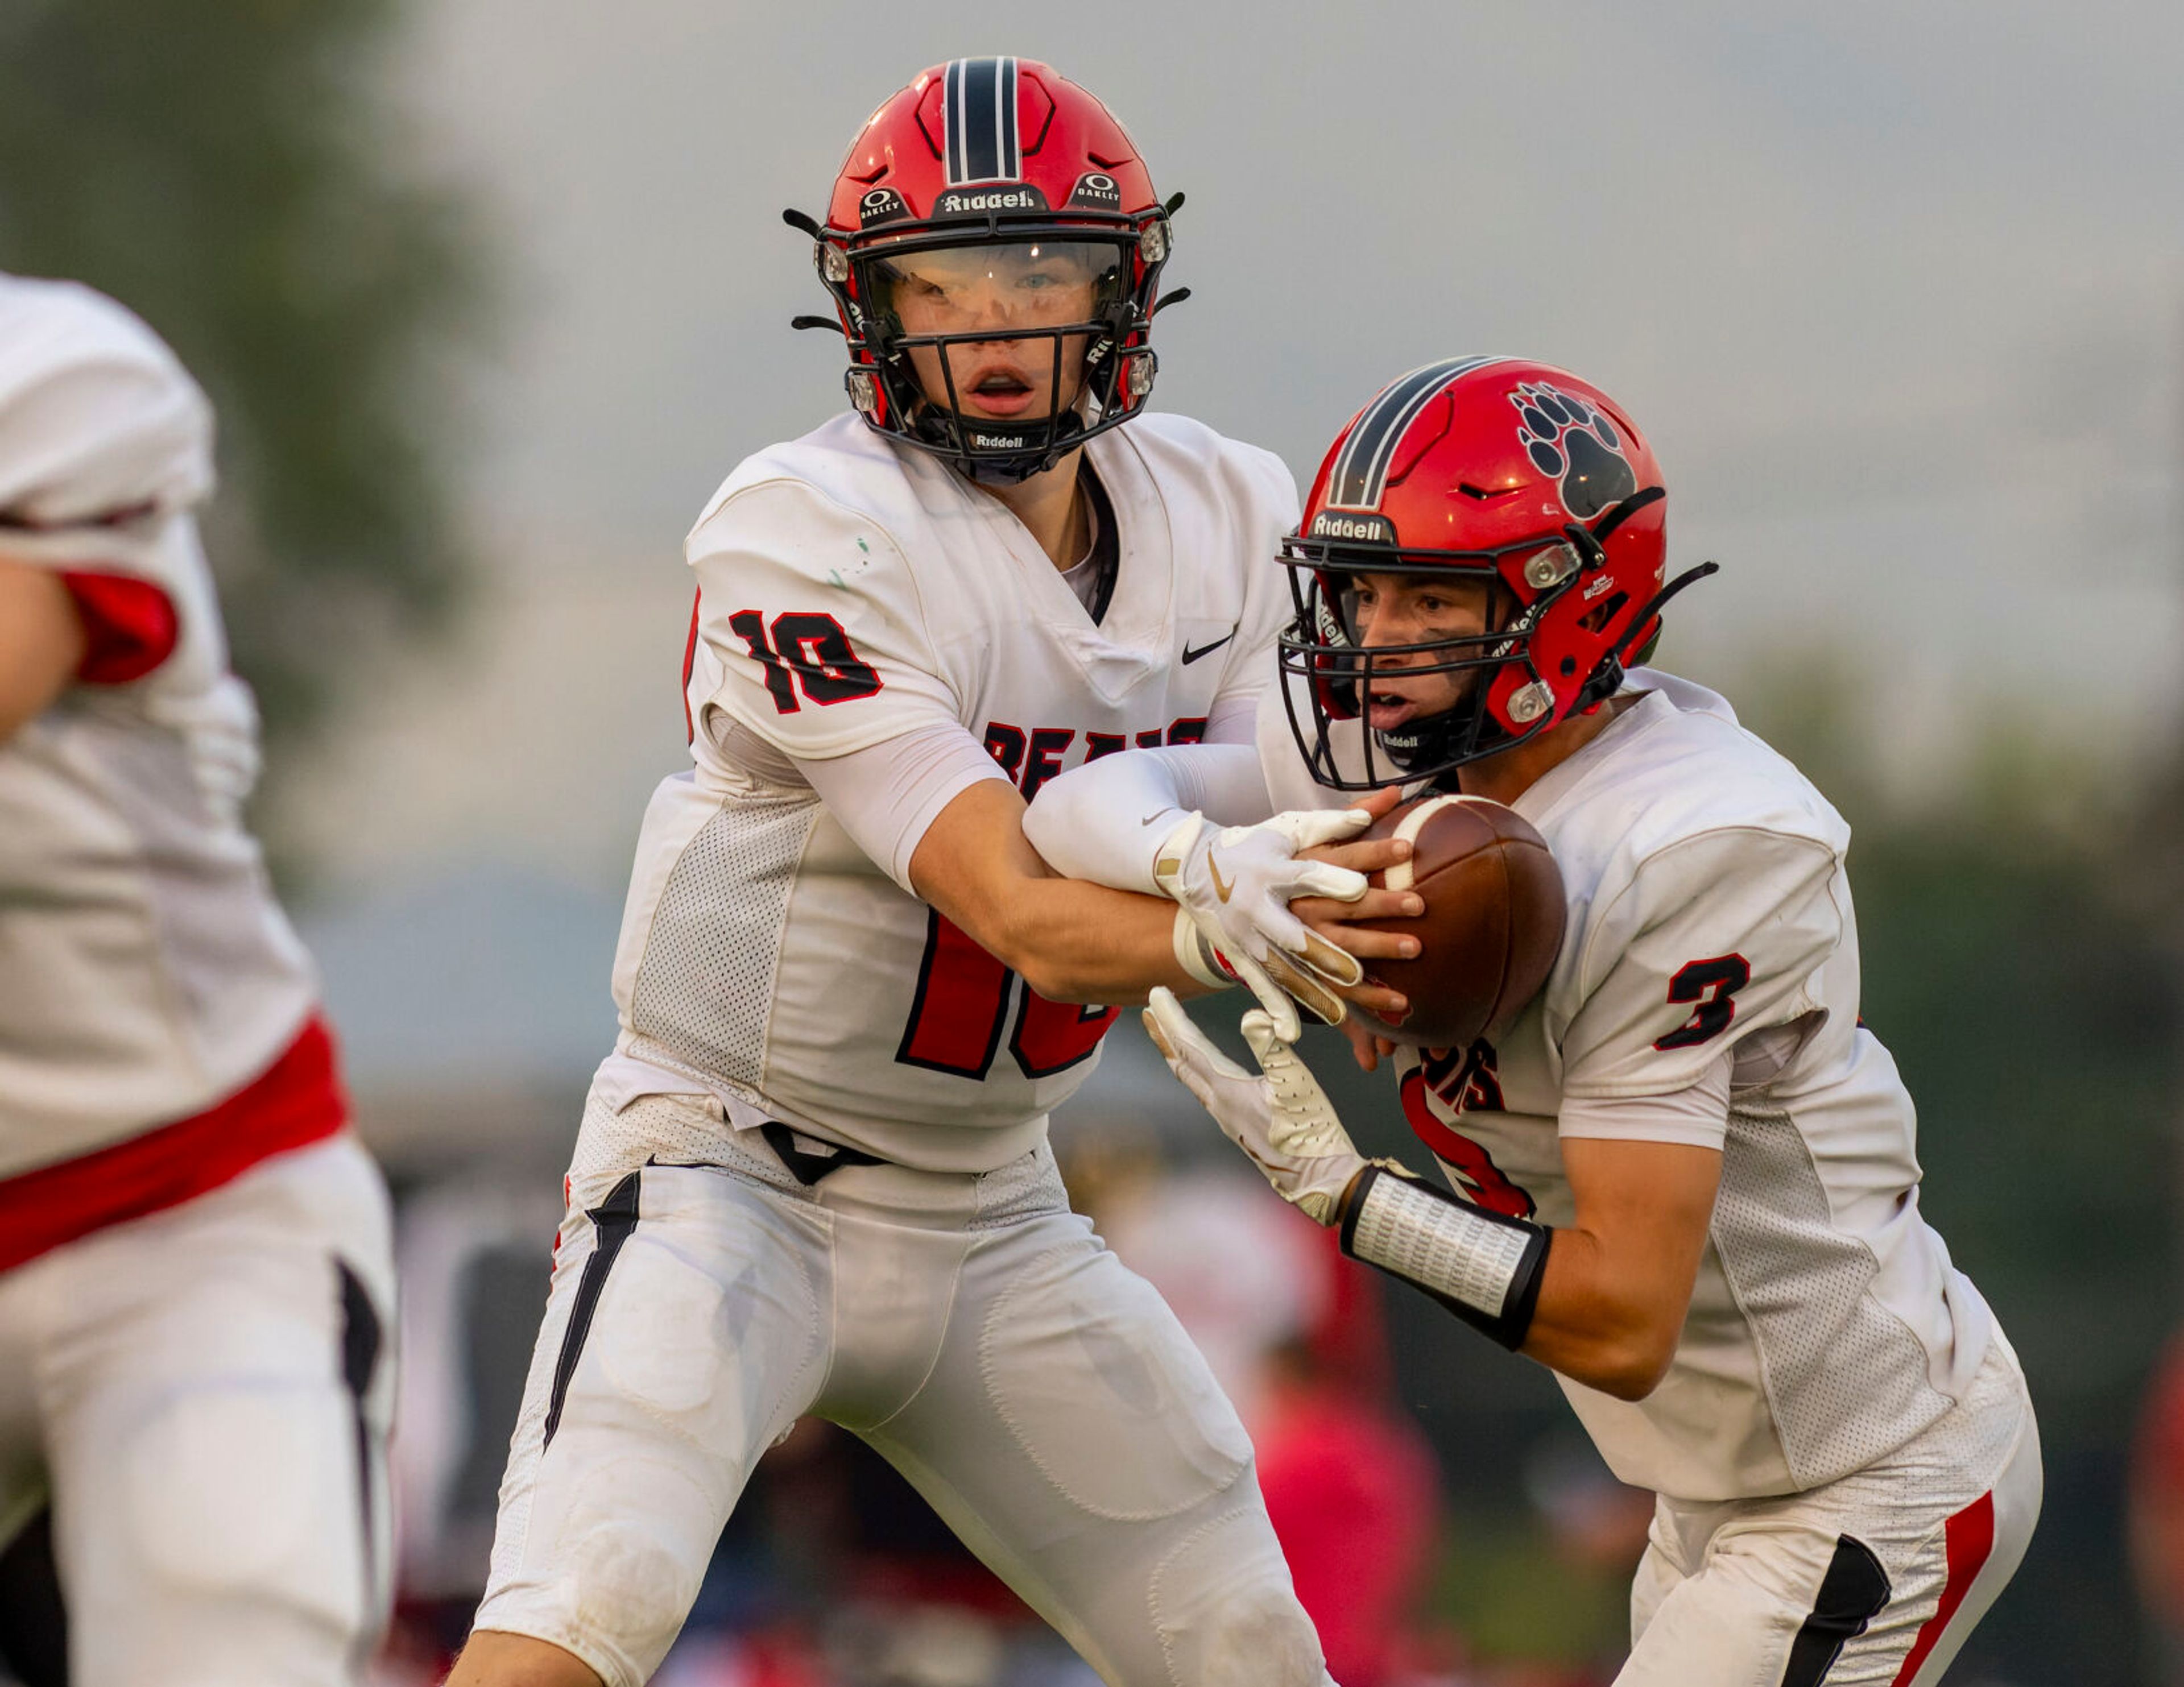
[6,0,2182,1680]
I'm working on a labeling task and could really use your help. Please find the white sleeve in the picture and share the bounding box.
[792,722,1012,894]
[0,279,214,575]
[1558,1046,1732,1151]
[0,279,213,528]
[1560,829,1842,1099]
[1204,686,1261,746]
[1022,743,1273,892]
[684,478,961,766]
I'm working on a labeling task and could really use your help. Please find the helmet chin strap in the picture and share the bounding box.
[1374,691,1489,784]
[911,400,1089,484]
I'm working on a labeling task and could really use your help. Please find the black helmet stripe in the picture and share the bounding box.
[944,56,1021,185]
[1326,355,1511,511]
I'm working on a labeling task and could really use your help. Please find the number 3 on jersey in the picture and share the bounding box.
[1655,954,1751,1050]
[896,910,1117,1081]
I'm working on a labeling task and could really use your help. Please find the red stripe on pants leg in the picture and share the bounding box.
[1892,1490,1997,1686]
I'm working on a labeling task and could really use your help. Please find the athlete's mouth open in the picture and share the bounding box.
[1366,689,1421,732]
[962,368,1038,417]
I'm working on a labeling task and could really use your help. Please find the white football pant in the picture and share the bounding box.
[0,1134,396,1686]
[476,1095,1331,1687]
[1623,1330,2040,1686]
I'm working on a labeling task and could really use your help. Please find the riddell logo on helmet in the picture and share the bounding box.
[1310,511,1396,545]
[933,185,1050,217]
[969,431,1030,449]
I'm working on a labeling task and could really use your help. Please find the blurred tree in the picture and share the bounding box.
[0,0,477,772]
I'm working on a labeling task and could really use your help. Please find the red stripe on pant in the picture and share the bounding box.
[1891,1489,1997,1686]
[0,1017,350,1272]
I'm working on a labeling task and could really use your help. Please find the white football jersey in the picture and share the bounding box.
[604,412,1298,1173]
[0,275,318,1177]
[1259,666,1996,1502]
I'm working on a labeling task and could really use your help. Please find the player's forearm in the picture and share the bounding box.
[991,874,1205,1006]
[0,561,86,741]
[911,780,1213,1007]
[1519,1228,1684,1401]
[1334,1163,1693,1400]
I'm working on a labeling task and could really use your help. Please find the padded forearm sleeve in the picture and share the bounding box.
[1338,1165,1550,1350]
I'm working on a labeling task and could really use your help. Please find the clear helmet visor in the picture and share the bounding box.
[863,238,1132,436]
[868,239,1128,339]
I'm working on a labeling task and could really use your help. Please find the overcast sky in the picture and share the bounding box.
[289,0,2184,898]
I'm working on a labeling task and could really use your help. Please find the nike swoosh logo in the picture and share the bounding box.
[1208,858,1235,903]
[1181,631,1235,665]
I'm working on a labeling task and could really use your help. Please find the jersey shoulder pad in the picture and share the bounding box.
[0,276,213,531]
[1546,678,1849,892]
[691,412,910,536]
[685,470,954,761]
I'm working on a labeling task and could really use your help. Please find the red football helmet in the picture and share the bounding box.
[1279,357,1713,789]
[786,57,1180,483]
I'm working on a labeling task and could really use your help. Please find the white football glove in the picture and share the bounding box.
[1143,986,1408,1226]
[1152,808,1373,1042]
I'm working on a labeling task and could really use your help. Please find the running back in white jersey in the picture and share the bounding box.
[0,276,317,1176]
[1258,664,1995,1503]
[606,411,1297,1173]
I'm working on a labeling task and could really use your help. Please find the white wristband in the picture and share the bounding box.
[1171,907,1239,990]
[1338,1166,1550,1349]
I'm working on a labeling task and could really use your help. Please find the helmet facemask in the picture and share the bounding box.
[1280,542,1564,791]
[1277,487,1691,791]
[830,217,1165,484]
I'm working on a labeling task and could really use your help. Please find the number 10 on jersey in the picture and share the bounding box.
[896,909,1118,1080]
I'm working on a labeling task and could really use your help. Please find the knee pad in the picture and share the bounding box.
[1151,1505,1326,1687]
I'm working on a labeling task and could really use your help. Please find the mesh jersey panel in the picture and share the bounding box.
[1711,1105,1953,1487]
[627,795,817,1093]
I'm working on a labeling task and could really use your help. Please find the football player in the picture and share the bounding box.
[450,58,1422,1687]
[1024,358,2042,1685]
[0,275,396,1684]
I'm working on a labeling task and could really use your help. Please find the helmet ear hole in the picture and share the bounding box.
[1577,593,1628,635]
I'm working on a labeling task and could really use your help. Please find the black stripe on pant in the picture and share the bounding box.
[1782,1533,1892,1687]
[543,1170,643,1449]
[337,1259,385,1667]
[0,1507,65,1687]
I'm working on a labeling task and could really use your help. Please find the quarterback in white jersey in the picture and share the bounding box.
[1027,358,2041,1685]
[0,275,395,1683]
[457,61,1425,1687]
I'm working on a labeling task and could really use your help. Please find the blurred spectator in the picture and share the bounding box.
[2133,1333,2184,1683]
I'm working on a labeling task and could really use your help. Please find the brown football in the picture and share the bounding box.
[1349,794,1566,1050]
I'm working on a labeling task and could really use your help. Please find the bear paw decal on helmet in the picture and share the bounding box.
[1511,381,1636,520]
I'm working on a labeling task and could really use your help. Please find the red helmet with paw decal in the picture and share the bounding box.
[785,57,1180,484]
[1278,357,1714,790]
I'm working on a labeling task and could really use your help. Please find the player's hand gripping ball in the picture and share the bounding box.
[1347,795,1565,1048]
